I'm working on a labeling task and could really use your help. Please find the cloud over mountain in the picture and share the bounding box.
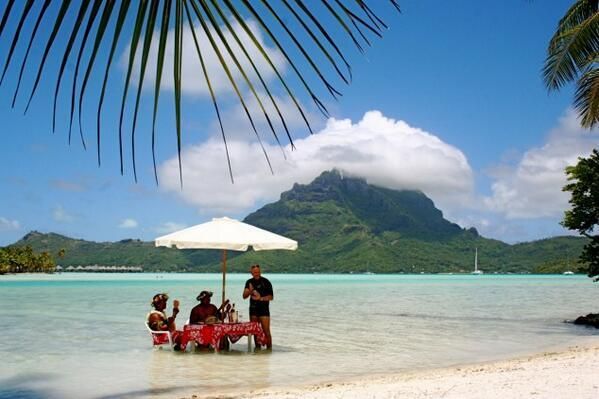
[158,111,474,214]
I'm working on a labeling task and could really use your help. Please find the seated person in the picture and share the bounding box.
[189,291,229,350]
[189,290,228,324]
[146,293,182,349]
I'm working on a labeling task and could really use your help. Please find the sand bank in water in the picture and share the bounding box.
[187,340,599,399]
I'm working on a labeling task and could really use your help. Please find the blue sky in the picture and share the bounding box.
[0,0,597,246]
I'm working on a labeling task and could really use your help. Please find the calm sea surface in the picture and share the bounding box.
[1,273,598,399]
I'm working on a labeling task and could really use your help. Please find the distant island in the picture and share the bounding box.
[2,170,587,275]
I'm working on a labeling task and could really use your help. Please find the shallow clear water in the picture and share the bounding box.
[1,273,597,399]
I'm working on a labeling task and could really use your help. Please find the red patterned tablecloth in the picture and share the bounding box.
[180,322,265,350]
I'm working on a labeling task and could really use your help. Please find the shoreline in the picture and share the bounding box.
[185,337,599,399]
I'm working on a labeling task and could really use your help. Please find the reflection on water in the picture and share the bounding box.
[0,273,597,398]
[146,349,272,398]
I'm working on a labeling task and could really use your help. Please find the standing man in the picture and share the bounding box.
[243,264,273,349]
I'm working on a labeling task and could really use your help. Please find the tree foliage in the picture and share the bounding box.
[0,0,399,183]
[0,245,57,274]
[562,149,599,280]
[544,0,599,128]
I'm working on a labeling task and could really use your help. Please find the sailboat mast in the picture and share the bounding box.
[474,248,478,272]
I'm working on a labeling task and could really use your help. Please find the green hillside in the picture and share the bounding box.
[14,231,223,272]
[8,170,588,274]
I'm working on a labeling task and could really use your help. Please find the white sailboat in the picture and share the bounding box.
[472,248,483,275]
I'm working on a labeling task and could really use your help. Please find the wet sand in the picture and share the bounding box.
[185,340,599,399]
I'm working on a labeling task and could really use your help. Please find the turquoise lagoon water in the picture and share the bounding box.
[1,273,597,398]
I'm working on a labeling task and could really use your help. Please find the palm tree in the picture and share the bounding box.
[544,0,599,128]
[0,0,399,183]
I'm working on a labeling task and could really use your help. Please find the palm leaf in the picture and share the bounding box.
[293,0,353,82]
[574,66,599,128]
[222,0,315,135]
[151,0,172,183]
[77,0,117,150]
[259,0,342,99]
[0,0,16,39]
[66,0,103,148]
[96,0,131,165]
[52,0,91,133]
[552,0,598,38]
[130,0,160,182]
[23,0,72,113]
[0,0,34,86]
[11,0,51,108]
[199,0,286,154]
[210,0,295,149]
[282,0,350,85]
[118,0,150,175]
[241,0,329,116]
[187,0,273,173]
[183,0,233,183]
[320,0,364,52]
[0,0,400,182]
[544,11,599,90]
[173,0,183,186]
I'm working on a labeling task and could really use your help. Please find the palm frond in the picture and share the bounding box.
[0,0,34,86]
[210,0,295,149]
[574,66,599,128]
[544,11,599,90]
[66,0,103,148]
[183,0,233,183]
[77,0,117,153]
[199,0,286,157]
[151,0,172,183]
[53,0,91,133]
[187,0,274,174]
[222,0,314,135]
[0,0,400,183]
[173,0,183,187]
[130,0,160,182]
[545,0,599,130]
[552,0,598,38]
[0,0,16,39]
[96,0,131,166]
[23,0,73,114]
[118,0,149,175]
[11,0,51,108]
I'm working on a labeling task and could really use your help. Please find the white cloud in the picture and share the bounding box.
[153,222,188,234]
[118,218,138,229]
[0,217,20,231]
[158,111,474,214]
[484,110,599,219]
[53,206,75,223]
[123,19,286,96]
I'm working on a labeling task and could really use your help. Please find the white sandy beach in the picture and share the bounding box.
[186,340,599,399]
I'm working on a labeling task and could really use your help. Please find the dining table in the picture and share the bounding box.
[180,321,266,351]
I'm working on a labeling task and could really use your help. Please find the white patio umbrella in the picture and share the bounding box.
[154,217,297,303]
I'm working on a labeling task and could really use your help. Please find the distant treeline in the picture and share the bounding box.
[0,245,59,274]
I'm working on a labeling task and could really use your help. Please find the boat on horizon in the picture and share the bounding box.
[472,248,483,275]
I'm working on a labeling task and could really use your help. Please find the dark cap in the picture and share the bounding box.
[197,290,213,301]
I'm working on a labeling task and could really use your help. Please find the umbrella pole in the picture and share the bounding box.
[221,249,227,305]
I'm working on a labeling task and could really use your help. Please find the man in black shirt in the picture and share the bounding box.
[242,264,273,349]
